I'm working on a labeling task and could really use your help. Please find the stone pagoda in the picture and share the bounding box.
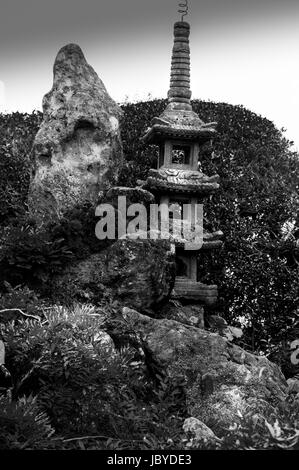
[141,20,223,309]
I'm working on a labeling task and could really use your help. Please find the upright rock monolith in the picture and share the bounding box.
[28,43,123,225]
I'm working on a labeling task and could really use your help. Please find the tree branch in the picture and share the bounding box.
[0,308,40,321]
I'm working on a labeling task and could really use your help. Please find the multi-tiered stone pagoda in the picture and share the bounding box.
[141,20,223,310]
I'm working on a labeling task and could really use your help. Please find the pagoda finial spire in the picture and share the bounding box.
[178,0,189,22]
[142,0,218,143]
[167,11,192,111]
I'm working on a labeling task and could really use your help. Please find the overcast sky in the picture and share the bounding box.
[0,0,298,149]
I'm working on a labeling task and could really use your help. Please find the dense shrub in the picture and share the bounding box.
[0,394,54,450]
[0,221,74,288]
[0,305,187,449]
[0,283,46,320]
[0,111,41,225]
[0,204,106,291]
[47,202,106,257]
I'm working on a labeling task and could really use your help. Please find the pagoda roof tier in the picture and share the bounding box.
[125,229,223,252]
[142,109,217,145]
[171,278,218,305]
[143,168,219,195]
[173,229,223,251]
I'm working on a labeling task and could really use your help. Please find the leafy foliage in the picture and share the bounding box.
[0,305,187,449]
[47,202,106,257]
[218,397,299,450]
[0,282,45,319]
[0,220,74,287]
[0,111,42,225]
[0,393,54,450]
[0,203,104,290]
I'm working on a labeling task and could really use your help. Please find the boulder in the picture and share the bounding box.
[101,238,176,314]
[93,330,116,355]
[51,237,176,314]
[121,308,288,436]
[0,340,4,365]
[287,378,299,395]
[183,417,219,447]
[0,364,11,390]
[28,43,123,225]
[0,340,11,389]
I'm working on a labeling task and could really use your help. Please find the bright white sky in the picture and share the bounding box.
[0,0,298,149]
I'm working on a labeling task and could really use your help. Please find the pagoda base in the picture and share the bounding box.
[171,277,218,305]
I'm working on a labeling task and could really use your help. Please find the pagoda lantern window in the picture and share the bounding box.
[176,254,189,277]
[171,144,191,165]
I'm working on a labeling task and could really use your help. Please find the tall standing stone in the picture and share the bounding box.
[28,44,123,225]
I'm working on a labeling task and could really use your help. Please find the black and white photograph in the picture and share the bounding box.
[0,0,298,458]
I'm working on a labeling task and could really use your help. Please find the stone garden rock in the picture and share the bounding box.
[287,378,299,395]
[93,330,116,355]
[183,417,219,446]
[121,308,288,436]
[51,237,176,314]
[28,43,123,225]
